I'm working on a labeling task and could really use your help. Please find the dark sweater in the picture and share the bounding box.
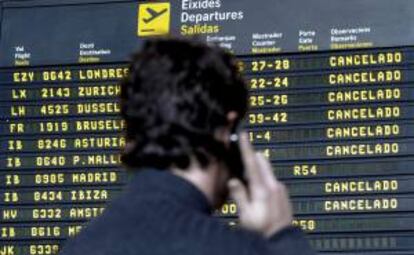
[60,169,316,255]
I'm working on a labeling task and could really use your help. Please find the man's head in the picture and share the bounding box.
[120,38,248,206]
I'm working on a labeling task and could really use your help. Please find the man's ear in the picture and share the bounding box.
[227,111,238,126]
[213,111,239,146]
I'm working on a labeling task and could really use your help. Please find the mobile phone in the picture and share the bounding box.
[228,128,248,185]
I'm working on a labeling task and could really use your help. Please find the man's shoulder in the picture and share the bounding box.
[60,168,273,255]
[60,194,265,255]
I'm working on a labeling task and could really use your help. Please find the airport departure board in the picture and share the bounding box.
[1,0,414,254]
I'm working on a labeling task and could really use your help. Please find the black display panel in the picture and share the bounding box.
[1,0,414,254]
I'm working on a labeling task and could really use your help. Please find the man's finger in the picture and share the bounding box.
[228,178,249,212]
[255,152,278,188]
[239,132,264,186]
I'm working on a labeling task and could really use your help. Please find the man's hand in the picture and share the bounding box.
[228,133,293,238]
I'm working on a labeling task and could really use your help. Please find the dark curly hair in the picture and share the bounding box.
[121,38,248,170]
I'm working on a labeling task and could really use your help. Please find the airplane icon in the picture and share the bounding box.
[143,7,169,24]
[138,2,170,36]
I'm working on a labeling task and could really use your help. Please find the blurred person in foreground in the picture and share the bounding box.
[60,38,316,255]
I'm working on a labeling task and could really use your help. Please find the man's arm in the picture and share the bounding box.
[228,133,316,255]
